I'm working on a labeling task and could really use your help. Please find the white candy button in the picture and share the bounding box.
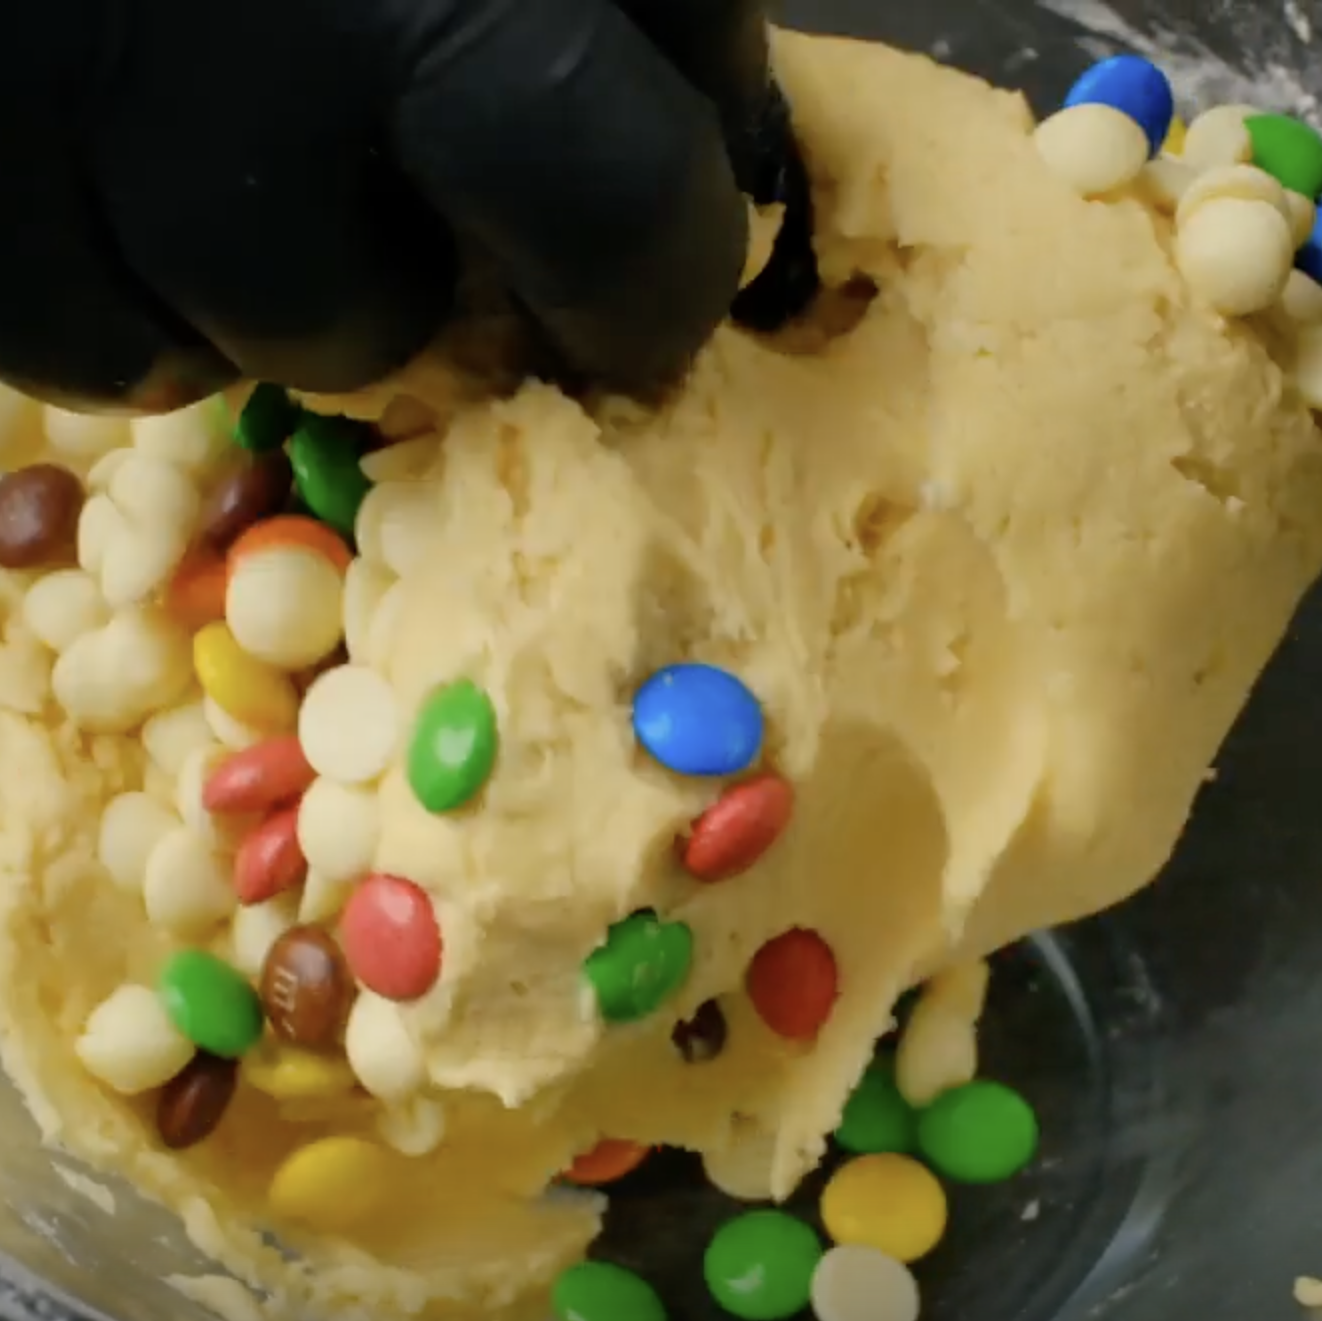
[298,664,399,784]
[74,985,194,1095]
[230,894,299,978]
[142,702,214,776]
[702,1123,777,1202]
[1181,104,1255,171]
[1287,191,1316,249]
[354,480,436,573]
[43,408,129,460]
[1033,103,1148,197]
[297,778,380,883]
[1176,197,1293,316]
[1137,156,1195,213]
[361,434,438,482]
[98,792,181,892]
[345,992,427,1100]
[811,1246,920,1321]
[142,827,236,936]
[225,547,344,670]
[22,569,109,653]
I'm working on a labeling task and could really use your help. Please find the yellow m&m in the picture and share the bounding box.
[820,1155,947,1264]
[268,1136,394,1231]
[193,622,298,732]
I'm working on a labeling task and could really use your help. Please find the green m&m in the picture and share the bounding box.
[236,383,300,453]
[289,413,373,538]
[1246,112,1322,199]
[916,1079,1039,1183]
[158,950,264,1059]
[834,1057,917,1155]
[552,1261,667,1321]
[584,911,693,1023]
[407,678,498,813]
[704,1210,823,1321]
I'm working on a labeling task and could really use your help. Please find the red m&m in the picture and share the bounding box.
[203,737,315,815]
[234,807,307,904]
[747,928,839,1041]
[341,873,442,1001]
[682,773,794,882]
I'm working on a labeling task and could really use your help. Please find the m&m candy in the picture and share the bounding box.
[834,1057,917,1155]
[820,1154,947,1264]
[704,1209,823,1320]
[746,927,839,1040]
[633,663,763,777]
[340,873,443,1001]
[288,414,374,539]
[1246,112,1322,200]
[584,911,693,1023]
[916,1078,1040,1183]
[681,773,794,881]
[235,384,300,453]
[158,949,265,1058]
[1064,54,1174,156]
[552,1261,667,1321]
[407,678,499,813]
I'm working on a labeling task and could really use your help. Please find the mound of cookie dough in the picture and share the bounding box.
[1,27,1321,1321]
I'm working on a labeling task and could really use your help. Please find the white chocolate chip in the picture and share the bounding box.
[202,694,265,750]
[108,454,200,531]
[298,867,357,925]
[86,448,133,490]
[98,792,181,892]
[343,559,396,665]
[22,569,109,653]
[376,1095,447,1157]
[1175,197,1293,317]
[298,665,399,784]
[1174,164,1289,233]
[74,985,194,1095]
[702,1121,777,1202]
[52,608,192,732]
[99,522,189,608]
[1135,156,1196,213]
[896,961,990,1107]
[1033,103,1148,197]
[1181,104,1256,172]
[354,480,435,573]
[225,548,344,671]
[345,992,427,1101]
[131,402,228,477]
[76,494,129,577]
[360,435,439,482]
[365,579,406,673]
[142,827,236,937]
[142,702,214,776]
[297,778,380,883]
[43,408,129,460]
[229,894,300,978]
[1286,191,1317,249]
[1280,270,1322,324]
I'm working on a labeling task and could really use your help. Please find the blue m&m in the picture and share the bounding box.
[1064,55,1175,157]
[633,663,763,777]
[1298,207,1322,284]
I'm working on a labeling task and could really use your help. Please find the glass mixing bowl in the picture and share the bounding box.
[5,2,1322,1318]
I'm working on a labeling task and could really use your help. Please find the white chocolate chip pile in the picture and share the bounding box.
[0,31,1318,1321]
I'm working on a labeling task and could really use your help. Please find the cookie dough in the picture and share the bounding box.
[1,28,1321,1321]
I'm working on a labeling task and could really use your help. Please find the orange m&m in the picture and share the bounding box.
[563,1139,652,1186]
[682,773,794,882]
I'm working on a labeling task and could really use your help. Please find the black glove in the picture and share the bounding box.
[0,0,815,412]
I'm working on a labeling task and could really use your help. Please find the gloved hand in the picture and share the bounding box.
[0,0,814,412]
